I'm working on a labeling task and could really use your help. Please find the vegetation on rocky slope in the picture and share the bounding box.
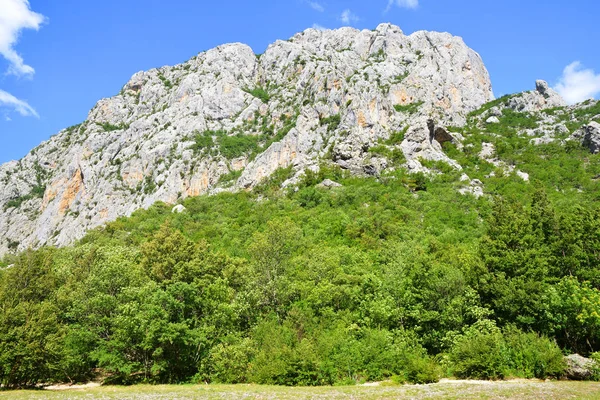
[1,97,600,388]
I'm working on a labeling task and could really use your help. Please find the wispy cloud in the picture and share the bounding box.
[554,61,600,105]
[340,9,359,25]
[0,0,44,119]
[0,0,46,77]
[385,0,419,12]
[0,89,38,117]
[306,1,324,12]
[312,23,327,31]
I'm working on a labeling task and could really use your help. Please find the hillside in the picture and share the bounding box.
[1,81,600,386]
[0,23,493,255]
[1,23,600,388]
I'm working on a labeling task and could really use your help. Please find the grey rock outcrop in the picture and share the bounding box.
[317,179,342,189]
[506,80,566,112]
[0,23,494,255]
[571,122,600,154]
[459,178,484,198]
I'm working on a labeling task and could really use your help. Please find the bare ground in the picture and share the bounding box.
[1,380,599,400]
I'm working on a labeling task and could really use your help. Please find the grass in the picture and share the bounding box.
[3,381,600,400]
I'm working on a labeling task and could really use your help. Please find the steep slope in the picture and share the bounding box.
[0,23,493,254]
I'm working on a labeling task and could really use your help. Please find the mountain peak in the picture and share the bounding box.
[0,25,495,254]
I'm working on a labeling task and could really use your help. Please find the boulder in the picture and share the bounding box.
[582,122,600,154]
[564,354,598,380]
[459,178,484,198]
[486,116,500,124]
[171,204,187,214]
[516,170,530,182]
[317,179,342,189]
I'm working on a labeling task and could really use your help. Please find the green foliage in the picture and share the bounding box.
[218,169,243,185]
[265,119,296,149]
[190,130,261,159]
[590,352,600,381]
[253,166,295,196]
[219,133,261,159]
[190,130,218,155]
[97,122,129,132]
[243,87,270,103]
[385,127,408,145]
[3,93,600,388]
[207,336,255,383]
[419,159,456,174]
[485,109,540,136]
[392,72,409,84]
[158,73,173,89]
[449,326,565,380]
[394,102,424,114]
[4,184,45,211]
[372,48,386,62]
[502,327,566,379]
[469,94,516,117]
[143,175,157,194]
[320,114,341,132]
[4,165,47,211]
[368,145,406,165]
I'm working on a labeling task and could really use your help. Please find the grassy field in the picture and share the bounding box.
[2,380,600,400]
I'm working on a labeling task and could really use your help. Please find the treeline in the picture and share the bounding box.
[1,169,600,388]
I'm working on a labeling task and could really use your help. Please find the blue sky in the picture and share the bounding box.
[0,0,599,164]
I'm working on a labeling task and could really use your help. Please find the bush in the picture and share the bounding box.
[449,327,566,380]
[207,337,254,383]
[399,354,441,384]
[449,330,507,380]
[590,353,600,381]
[356,329,440,384]
[190,130,261,159]
[320,114,341,132]
[243,87,270,103]
[97,122,129,132]
[394,102,424,114]
[503,327,565,379]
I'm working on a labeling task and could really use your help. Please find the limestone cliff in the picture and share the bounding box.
[0,23,494,254]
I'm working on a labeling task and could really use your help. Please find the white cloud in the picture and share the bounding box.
[340,9,359,25]
[312,23,327,31]
[0,0,46,77]
[385,0,419,12]
[306,1,324,12]
[0,89,38,117]
[554,61,600,105]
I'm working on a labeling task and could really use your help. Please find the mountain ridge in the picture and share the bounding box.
[6,22,595,257]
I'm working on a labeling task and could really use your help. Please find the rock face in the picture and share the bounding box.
[564,354,598,380]
[0,23,494,255]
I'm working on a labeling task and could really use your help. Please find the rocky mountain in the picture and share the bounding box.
[3,23,597,256]
[0,23,497,254]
